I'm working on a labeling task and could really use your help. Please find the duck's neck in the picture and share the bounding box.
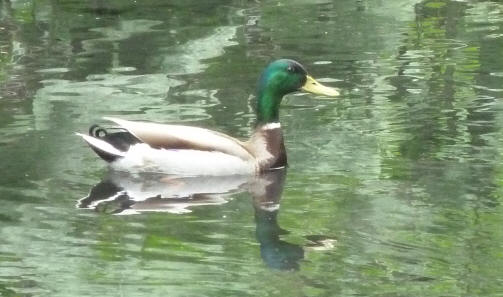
[248,123,287,172]
[252,84,287,171]
[256,88,282,125]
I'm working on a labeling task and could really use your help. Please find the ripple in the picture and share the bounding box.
[32,73,192,130]
[316,77,342,83]
[110,66,136,72]
[36,68,70,74]
[313,60,332,65]
[483,33,503,40]
[87,19,163,42]
[160,26,238,75]
[473,85,503,93]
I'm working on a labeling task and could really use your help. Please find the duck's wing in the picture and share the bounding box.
[103,117,253,161]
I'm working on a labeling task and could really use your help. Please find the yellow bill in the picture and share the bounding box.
[301,75,339,97]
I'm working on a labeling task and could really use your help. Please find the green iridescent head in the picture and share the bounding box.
[256,59,339,124]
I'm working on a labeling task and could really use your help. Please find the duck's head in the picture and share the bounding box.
[257,59,339,124]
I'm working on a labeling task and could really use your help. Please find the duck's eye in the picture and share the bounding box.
[287,66,294,72]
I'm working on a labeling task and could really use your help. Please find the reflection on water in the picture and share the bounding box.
[79,171,250,215]
[33,20,241,130]
[79,169,335,270]
[159,26,239,75]
[1,0,503,296]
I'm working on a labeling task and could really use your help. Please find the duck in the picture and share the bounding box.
[77,59,339,176]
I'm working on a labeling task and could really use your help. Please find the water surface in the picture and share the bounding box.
[1,0,503,296]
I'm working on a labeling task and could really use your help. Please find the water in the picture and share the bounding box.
[1,0,503,296]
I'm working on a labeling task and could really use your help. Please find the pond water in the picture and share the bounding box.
[1,0,503,296]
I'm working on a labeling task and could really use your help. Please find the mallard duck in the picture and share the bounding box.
[77,59,339,176]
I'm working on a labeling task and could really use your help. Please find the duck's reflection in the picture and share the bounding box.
[78,169,334,270]
[78,172,250,214]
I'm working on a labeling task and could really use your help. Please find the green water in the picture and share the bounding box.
[1,0,503,296]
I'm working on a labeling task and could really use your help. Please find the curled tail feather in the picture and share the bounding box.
[76,133,126,162]
[77,125,142,162]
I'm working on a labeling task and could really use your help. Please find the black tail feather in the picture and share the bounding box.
[87,125,142,162]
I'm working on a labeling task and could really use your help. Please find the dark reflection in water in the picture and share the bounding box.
[250,171,305,270]
[79,169,334,270]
